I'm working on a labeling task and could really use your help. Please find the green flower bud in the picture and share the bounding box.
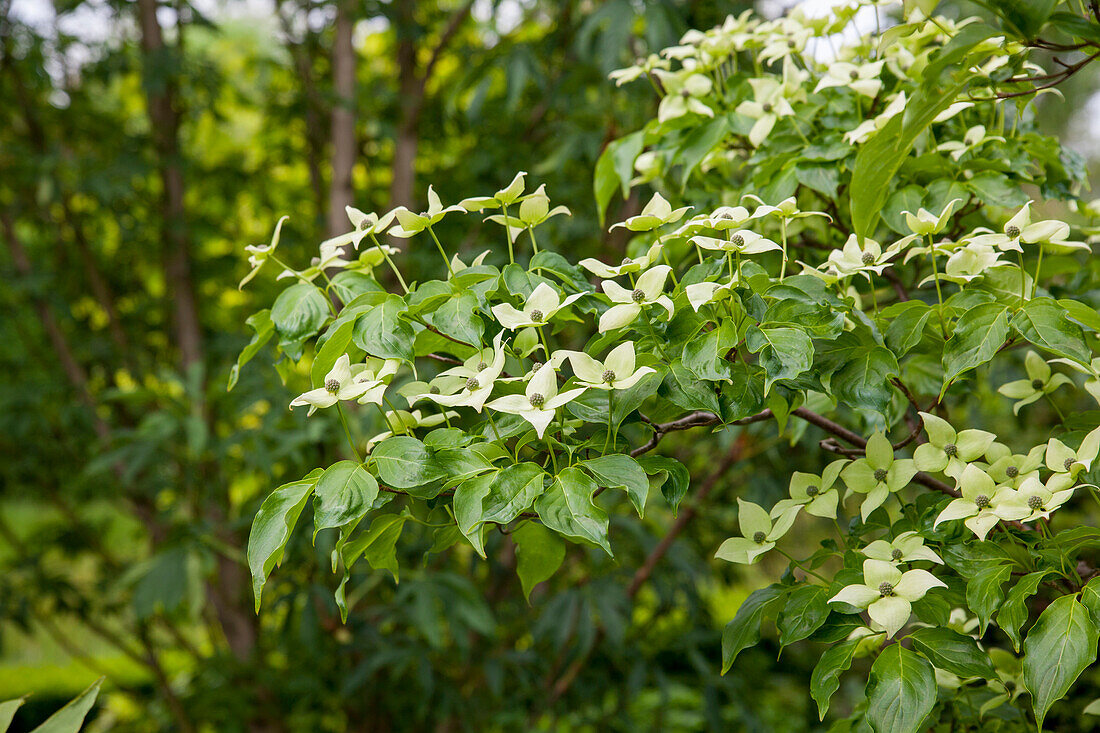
[878,582,895,597]
[529,393,546,408]
[974,494,990,509]
[631,288,646,303]
[325,378,341,394]
[873,468,888,483]
[465,376,480,391]
[752,531,767,544]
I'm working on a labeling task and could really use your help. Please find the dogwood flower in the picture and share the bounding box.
[491,283,584,331]
[936,125,1005,161]
[598,265,675,332]
[321,206,399,252]
[515,184,571,227]
[609,54,671,86]
[985,444,1046,489]
[914,412,996,479]
[736,77,795,147]
[701,205,756,230]
[933,464,1029,541]
[579,243,664,279]
[458,171,527,212]
[1015,475,1075,522]
[450,250,490,272]
[825,235,907,280]
[997,351,1073,414]
[387,186,465,237]
[691,230,782,255]
[829,559,946,638]
[485,363,586,438]
[714,498,800,565]
[685,275,741,312]
[290,355,382,416]
[611,192,691,232]
[861,531,943,565]
[922,242,1008,286]
[841,432,918,520]
[240,216,288,289]
[653,69,714,123]
[742,195,830,223]
[557,342,655,391]
[903,198,962,236]
[966,202,1082,253]
[423,333,506,412]
[814,60,885,97]
[771,460,846,519]
[1048,356,1100,406]
[1045,426,1100,491]
[844,91,906,145]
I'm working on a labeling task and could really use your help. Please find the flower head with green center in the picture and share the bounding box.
[485,363,586,438]
[240,216,288,289]
[936,125,1005,161]
[457,171,528,212]
[691,230,782,256]
[714,498,800,565]
[825,234,911,280]
[580,243,664,279]
[771,459,846,519]
[610,192,691,232]
[913,412,997,479]
[491,282,584,331]
[919,241,1008,286]
[387,186,465,237]
[735,77,796,147]
[423,333,507,413]
[933,464,1030,541]
[1015,475,1075,522]
[997,350,1073,414]
[558,342,655,391]
[598,265,675,332]
[861,531,943,565]
[814,59,885,97]
[652,69,714,123]
[966,201,1086,253]
[902,198,962,236]
[985,443,1045,489]
[320,206,399,252]
[1045,426,1100,491]
[845,91,906,145]
[684,275,742,313]
[1048,356,1100,407]
[290,354,390,416]
[841,432,918,520]
[828,559,946,638]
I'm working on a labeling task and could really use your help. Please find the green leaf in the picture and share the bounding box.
[942,302,1010,385]
[635,455,690,512]
[594,131,645,225]
[352,294,414,361]
[271,283,329,359]
[229,309,273,390]
[1022,594,1099,729]
[1080,575,1100,624]
[677,115,730,188]
[338,512,409,613]
[430,291,484,347]
[534,467,611,554]
[966,172,1029,207]
[811,638,860,720]
[513,522,566,601]
[1011,297,1091,365]
[826,343,899,417]
[328,271,384,304]
[313,461,378,539]
[682,322,737,382]
[311,319,356,388]
[721,585,787,674]
[745,325,814,392]
[28,677,102,733]
[795,164,840,199]
[453,463,545,556]
[884,301,933,357]
[370,436,447,491]
[1058,297,1100,332]
[998,570,1052,651]
[248,476,316,611]
[981,0,1056,37]
[0,698,22,733]
[865,644,937,733]
[909,627,997,680]
[579,454,649,517]
[777,584,830,648]
[966,562,1012,633]
[849,22,997,237]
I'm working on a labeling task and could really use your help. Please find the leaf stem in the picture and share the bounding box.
[502,203,515,265]
[336,403,363,462]
[426,225,455,277]
[368,233,409,293]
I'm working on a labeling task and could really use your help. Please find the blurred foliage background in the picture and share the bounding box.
[0,0,1096,730]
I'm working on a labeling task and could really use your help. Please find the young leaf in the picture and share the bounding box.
[998,570,1052,651]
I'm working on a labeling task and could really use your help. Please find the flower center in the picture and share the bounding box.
[1065,457,1076,471]
[631,288,646,304]
[861,252,875,266]
[944,443,958,457]
[878,582,895,597]
[680,89,691,98]
[621,257,633,266]
[974,494,990,509]
[731,233,744,246]
[465,376,480,391]
[531,361,544,372]
[325,378,341,394]
[477,361,489,372]
[806,484,820,497]
[1027,495,1044,511]
[752,531,767,544]
[1006,225,1021,238]
[891,549,903,562]
[1031,379,1045,390]
[429,386,441,395]
[1005,465,1018,478]
[529,393,546,408]
[529,309,544,322]
[762,103,773,113]
[718,211,734,220]
[873,468,888,483]
[787,39,796,48]
[849,69,859,80]
[602,369,616,384]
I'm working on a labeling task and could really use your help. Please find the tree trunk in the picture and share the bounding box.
[389,0,422,212]
[328,0,356,237]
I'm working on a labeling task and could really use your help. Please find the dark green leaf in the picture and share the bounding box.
[909,627,997,680]
[1022,594,1099,729]
[721,585,787,673]
[865,644,937,733]
[811,638,860,720]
